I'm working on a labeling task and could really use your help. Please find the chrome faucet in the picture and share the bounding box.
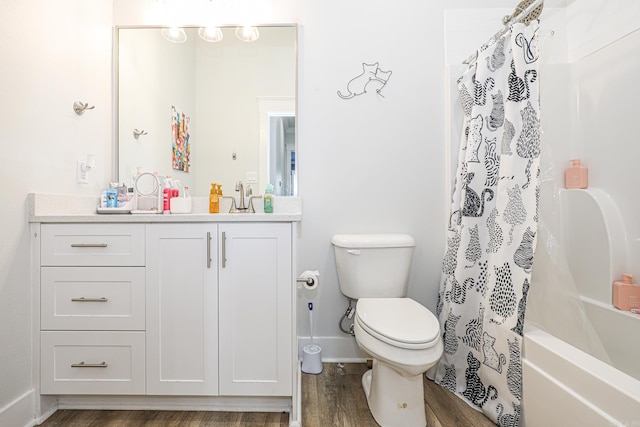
[235,180,247,210]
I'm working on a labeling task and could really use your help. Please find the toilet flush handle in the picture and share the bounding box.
[347,249,361,255]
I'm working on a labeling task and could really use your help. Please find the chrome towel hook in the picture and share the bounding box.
[133,129,148,140]
[73,101,95,116]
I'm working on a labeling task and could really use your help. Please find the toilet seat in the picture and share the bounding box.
[356,298,440,350]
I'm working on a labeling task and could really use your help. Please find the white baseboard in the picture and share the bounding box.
[298,336,368,362]
[0,389,35,427]
[57,395,291,413]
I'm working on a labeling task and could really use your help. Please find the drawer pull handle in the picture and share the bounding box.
[70,243,108,248]
[207,232,212,269]
[71,361,108,368]
[71,297,108,302]
[221,232,227,268]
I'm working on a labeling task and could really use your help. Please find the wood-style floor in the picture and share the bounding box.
[39,363,495,426]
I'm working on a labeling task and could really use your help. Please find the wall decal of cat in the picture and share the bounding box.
[337,62,392,99]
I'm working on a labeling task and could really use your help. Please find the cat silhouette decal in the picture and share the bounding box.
[337,62,392,99]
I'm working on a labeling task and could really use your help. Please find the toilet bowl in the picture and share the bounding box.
[331,234,442,427]
[354,298,443,427]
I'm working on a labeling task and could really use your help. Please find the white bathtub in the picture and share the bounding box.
[524,188,640,425]
[523,322,640,426]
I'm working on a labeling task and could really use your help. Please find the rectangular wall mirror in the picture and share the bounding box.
[115,25,297,197]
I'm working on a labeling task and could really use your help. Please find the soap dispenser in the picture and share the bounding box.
[209,183,219,214]
[613,274,640,311]
[264,183,274,213]
[564,159,588,189]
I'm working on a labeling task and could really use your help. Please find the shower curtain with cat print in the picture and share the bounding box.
[427,21,540,427]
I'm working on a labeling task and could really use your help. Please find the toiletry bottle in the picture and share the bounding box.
[564,159,588,189]
[172,179,180,198]
[209,183,219,214]
[613,274,640,311]
[264,183,274,213]
[163,176,173,212]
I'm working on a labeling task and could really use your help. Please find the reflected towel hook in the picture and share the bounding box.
[73,101,95,116]
[133,129,148,140]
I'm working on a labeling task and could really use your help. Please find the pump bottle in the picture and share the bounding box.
[209,183,219,213]
[564,159,588,189]
[264,183,274,213]
[613,274,640,311]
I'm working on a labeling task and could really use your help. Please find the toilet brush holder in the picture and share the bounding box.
[302,344,323,374]
[302,302,323,374]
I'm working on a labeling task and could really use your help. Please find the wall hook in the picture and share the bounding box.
[133,129,148,140]
[73,101,95,116]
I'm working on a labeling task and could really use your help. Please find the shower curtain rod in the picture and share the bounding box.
[462,0,545,65]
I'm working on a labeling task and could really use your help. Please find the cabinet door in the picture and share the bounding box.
[146,224,218,395]
[218,223,292,396]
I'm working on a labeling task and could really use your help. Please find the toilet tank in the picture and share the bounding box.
[331,234,416,299]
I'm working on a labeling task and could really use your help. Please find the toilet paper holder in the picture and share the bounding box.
[296,276,316,287]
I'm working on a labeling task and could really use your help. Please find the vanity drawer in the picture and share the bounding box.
[41,267,145,331]
[40,331,145,395]
[41,224,145,266]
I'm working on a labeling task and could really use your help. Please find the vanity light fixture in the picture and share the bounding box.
[198,26,224,43]
[161,26,188,43]
[235,26,260,42]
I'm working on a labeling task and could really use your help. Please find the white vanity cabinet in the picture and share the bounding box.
[34,216,295,406]
[218,223,293,396]
[39,224,146,395]
[145,224,219,396]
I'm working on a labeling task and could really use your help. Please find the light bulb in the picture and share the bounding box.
[161,27,187,43]
[235,26,260,42]
[198,26,224,43]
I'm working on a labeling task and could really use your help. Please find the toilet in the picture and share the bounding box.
[332,234,443,427]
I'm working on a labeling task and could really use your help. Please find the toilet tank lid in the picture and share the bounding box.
[331,234,415,249]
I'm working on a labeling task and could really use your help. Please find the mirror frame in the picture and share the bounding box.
[112,24,299,196]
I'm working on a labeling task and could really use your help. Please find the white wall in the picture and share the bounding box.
[0,1,112,425]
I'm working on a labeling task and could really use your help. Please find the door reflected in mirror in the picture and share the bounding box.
[116,25,297,197]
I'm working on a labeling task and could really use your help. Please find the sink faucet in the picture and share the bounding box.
[235,180,246,210]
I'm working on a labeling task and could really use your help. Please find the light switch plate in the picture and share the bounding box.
[77,161,89,184]
[246,171,257,183]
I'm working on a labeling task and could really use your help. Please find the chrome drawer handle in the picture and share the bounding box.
[71,297,108,302]
[207,232,212,269]
[71,361,108,368]
[70,243,108,248]
[221,231,227,268]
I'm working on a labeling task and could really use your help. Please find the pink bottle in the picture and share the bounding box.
[564,159,588,189]
[613,274,640,311]
[163,176,173,212]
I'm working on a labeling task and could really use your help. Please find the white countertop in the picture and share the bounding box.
[28,193,302,223]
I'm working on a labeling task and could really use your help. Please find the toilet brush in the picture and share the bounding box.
[309,302,315,346]
[302,302,323,374]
